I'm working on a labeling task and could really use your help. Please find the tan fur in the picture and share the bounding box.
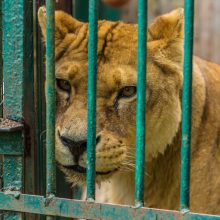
[38,7,220,214]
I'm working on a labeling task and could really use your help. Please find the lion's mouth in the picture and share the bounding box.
[63,164,115,175]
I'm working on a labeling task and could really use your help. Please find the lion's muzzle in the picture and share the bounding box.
[58,131,108,175]
[59,133,101,159]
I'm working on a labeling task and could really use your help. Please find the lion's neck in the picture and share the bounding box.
[102,133,181,209]
[144,133,181,209]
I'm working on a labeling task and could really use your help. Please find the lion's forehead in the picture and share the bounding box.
[55,20,138,65]
[56,61,137,93]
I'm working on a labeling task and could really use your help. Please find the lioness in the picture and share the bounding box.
[38,7,220,214]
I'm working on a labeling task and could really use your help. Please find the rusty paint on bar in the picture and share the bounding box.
[0,192,220,220]
[46,1,56,219]
[45,0,56,195]
[3,0,25,120]
[2,0,31,219]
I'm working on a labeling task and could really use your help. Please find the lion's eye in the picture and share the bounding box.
[118,86,137,99]
[114,86,136,108]
[56,79,71,93]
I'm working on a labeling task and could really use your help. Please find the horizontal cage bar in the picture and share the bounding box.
[0,193,219,220]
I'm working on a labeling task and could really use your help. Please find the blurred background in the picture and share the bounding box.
[122,0,220,65]
[53,0,220,65]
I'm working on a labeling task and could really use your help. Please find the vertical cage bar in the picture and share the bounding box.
[35,0,47,207]
[46,0,56,203]
[3,0,24,120]
[3,156,23,220]
[2,0,34,218]
[180,0,194,212]
[0,0,2,117]
[0,3,3,218]
[23,0,34,196]
[86,0,98,200]
[135,0,147,207]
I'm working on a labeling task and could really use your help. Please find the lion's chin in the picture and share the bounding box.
[59,164,117,186]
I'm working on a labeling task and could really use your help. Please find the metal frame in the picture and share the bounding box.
[180,0,194,212]
[135,0,147,207]
[0,193,220,220]
[1,0,220,219]
[1,0,34,219]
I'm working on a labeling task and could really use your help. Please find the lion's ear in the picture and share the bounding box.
[148,8,184,41]
[38,6,83,42]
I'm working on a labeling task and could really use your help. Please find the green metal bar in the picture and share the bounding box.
[3,0,24,120]
[2,0,33,218]
[0,0,2,117]
[180,0,194,212]
[0,192,220,220]
[46,1,56,219]
[46,0,56,198]
[3,157,23,192]
[86,0,98,200]
[3,157,23,220]
[0,3,3,218]
[135,0,147,207]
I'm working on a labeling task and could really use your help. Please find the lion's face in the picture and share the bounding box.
[38,7,183,184]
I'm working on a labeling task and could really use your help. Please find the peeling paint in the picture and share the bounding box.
[0,193,219,220]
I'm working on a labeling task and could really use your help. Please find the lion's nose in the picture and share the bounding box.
[60,135,101,157]
[60,135,87,157]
